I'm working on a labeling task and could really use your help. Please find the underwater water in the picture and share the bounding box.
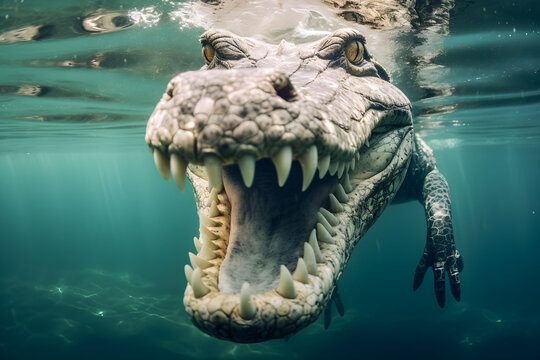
[1,0,539,359]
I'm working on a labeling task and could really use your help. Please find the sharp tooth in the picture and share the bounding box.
[204,155,223,192]
[342,173,353,193]
[198,244,216,260]
[292,258,309,284]
[209,200,219,217]
[207,188,219,207]
[317,154,330,179]
[170,154,187,191]
[237,154,256,188]
[239,282,257,320]
[337,162,345,178]
[308,229,324,263]
[328,160,338,176]
[303,243,318,275]
[317,212,337,236]
[200,225,218,242]
[191,268,210,298]
[335,184,349,203]
[316,223,335,244]
[185,264,193,284]
[320,207,339,226]
[329,194,344,213]
[276,265,297,299]
[199,212,217,227]
[299,145,318,191]
[356,152,360,160]
[153,149,170,181]
[193,237,202,252]
[365,137,370,148]
[272,146,292,187]
[350,156,356,171]
[189,252,212,269]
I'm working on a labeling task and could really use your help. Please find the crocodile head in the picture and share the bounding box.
[145,28,413,342]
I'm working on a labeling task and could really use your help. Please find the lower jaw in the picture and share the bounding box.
[182,129,413,342]
[183,165,363,342]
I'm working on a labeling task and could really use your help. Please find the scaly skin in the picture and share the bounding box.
[145,28,462,342]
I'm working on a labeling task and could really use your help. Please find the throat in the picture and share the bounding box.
[218,159,337,294]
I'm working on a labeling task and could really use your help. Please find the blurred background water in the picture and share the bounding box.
[1,0,539,359]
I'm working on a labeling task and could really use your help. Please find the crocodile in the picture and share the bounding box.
[145,26,463,342]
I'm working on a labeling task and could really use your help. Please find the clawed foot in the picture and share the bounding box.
[413,245,463,307]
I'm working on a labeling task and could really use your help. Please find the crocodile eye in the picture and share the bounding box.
[345,40,364,64]
[202,44,215,64]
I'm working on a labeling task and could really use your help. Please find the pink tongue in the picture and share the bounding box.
[218,159,337,294]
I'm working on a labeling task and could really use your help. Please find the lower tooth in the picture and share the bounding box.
[303,243,318,275]
[276,265,297,299]
[189,252,212,269]
[316,223,335,244]
[317,212,336,236]
[292,258,309,284]
[329,194,344,213]
[320,208,340,226]
[239,282,257,320]
[308,230,324,263]
[191,268,210,298]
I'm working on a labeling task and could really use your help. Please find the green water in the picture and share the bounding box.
[1,0,540,359]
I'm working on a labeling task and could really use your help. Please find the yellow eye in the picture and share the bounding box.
[202,44,215,64]
[345,40,364,64]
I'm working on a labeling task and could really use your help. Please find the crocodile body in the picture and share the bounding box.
[145,3,462,343]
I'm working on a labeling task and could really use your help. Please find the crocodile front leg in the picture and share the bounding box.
[414,169,463,307]
[395,135,463,307]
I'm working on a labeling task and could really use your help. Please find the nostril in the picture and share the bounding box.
[269,73,298,102]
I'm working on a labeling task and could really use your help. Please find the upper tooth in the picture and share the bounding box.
[317,154,330,179]
[303,243,318,275]
[272,146,292,187]
[184,264,193,285]
[328,160,338,176]
[350,156,356,171]
[153,149,170,181]
[209,201,219,217]
[342,173,353,193]
[239,282,257,320]
[191,268,210,298]
[204,155,223,192]
[193,237,202,252]
[337,162,345,178]
[276,265,297,299]
[189,252,212,269]
[308,229,324,263]
[298,145,318,191]
[206,188,219,207]
[365,137,370,147]
[317,212,337,236]
[316,223,335,244]
[292,258,309,284]
[329,194,344,213]
[238,154,256,188]
[170,154,187,191]
[335,184,349,203]
[320,207,339,226]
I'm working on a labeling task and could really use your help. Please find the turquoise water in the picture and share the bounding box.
[1,0,540,359]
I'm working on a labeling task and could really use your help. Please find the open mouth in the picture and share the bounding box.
[150,124,411,342]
